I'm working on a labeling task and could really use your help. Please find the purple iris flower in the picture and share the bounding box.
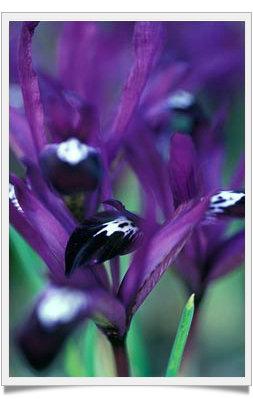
[9,21,244,376]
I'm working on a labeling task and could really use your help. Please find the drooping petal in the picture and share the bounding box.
[107,22,166,159]
[17,284,126,369]
[207,230,245,282]
[168,133,202,208]
[17,285,88,370]
[65,205,142,276]
[18,22,47,157]
[39,138,103,195]
[208,190,245,218]
[119,196,210,321]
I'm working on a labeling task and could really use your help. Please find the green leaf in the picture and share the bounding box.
[82,321,97,376]
[65,337,85,377]
[10,227,46,325]
[10,226,45,292]
[165,293,195,377]
[9,227,47,376]
[127,317,150,376]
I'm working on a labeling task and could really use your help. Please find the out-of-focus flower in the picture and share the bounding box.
[168,131,244,299]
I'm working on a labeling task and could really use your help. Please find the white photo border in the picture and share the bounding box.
[1,12,252,386]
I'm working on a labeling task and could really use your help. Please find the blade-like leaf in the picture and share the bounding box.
[127,317,150,376]
[10,226,45,292]
[166,294,195,377]
[81,321,97,376]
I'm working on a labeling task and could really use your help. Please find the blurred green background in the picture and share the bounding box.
[9,22,245,377]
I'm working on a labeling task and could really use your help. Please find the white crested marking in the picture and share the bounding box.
[209,190,245,214]
[94,217,138,238]
[9,183,23,213]
[57,137,96,165]
[37,287,87,329]
[167,89,194,109]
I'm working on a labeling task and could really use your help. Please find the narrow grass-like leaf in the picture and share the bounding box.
[166,293,195,377]
[127,317,150,376]
[81,321,97,376]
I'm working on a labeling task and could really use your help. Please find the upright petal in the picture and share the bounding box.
[168,133,202,208]
[10,107,37,163]
[57,22,134,126]
[57,22,98,98]
[9,22,22,84]
[18,22,47,157]
[107,22,166,158]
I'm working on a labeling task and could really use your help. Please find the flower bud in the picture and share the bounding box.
[39,137,103,194]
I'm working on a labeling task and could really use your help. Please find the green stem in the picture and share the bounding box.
[110,338,130,377]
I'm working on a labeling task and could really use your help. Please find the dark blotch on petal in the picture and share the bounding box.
[65,204,143,277]
[39,138,103,195]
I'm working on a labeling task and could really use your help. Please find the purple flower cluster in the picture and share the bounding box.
[9,21,245,375]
